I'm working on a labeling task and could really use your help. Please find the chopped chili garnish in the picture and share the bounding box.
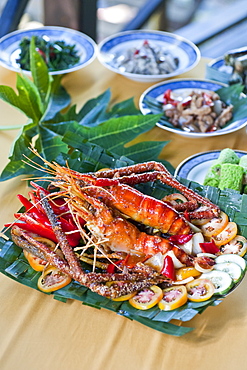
[160,255,176,280]
[169,234,193,245]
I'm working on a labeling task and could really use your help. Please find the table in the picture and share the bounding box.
[1,58,247,370]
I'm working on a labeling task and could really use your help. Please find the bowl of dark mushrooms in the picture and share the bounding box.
[139,78,247,138]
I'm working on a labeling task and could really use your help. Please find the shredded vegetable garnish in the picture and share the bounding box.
[16,36,80,71]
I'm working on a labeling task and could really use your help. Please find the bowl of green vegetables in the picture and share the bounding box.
[0,26,97,75]
[175,148,247,193]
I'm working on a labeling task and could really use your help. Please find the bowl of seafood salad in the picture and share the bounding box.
[97,30,200,82]
[140,79,247,137]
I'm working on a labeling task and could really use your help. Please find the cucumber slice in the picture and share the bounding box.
[214,262,243,283]
[215,254,247,272]
[201,270,233,295]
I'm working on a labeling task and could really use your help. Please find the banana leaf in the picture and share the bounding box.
[1,148,247,337]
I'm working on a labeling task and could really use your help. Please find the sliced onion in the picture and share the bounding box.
[180,238,193,254]
[188,222,201,233]
[194,261,214,273]
[172,276,194,285]
[165,250,185,269]
[191,232,204,255]
[145,252,164,272]
[197,252,218,259]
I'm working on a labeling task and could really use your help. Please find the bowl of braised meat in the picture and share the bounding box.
[139,78,247,138]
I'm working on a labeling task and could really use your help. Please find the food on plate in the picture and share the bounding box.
[111,40,179,75]
[218,164,244,191]
[186,278,215,302]
[162,89,233,133]
[217,148,240,164]
[3,153,247,313]
[203,148,247,192]
[203,163,221,187]
[16,35,80,71]
[224,46,247,88]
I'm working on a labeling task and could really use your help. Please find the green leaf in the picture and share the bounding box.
[77,89,111,126]
[114,140,173,171]
[0,83,39,122]
[30,36,51,107]
[106,97,140,117]
[35,125,69,161]
[0,122,38,181]
[16,73,43,121]
[64,114,162,152]
[43,75,71,121]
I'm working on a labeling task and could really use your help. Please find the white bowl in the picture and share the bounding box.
[97,30,200,83]
[0,26,97,75]
[139,78,247,138]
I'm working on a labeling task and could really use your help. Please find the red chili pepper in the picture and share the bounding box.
[9,220,58,243]
[169,234,193,245]
[163,89,176,105]
[16,186,84,247]
[199,240,219,254]
[48,197,70,215]
[183,210,191,222]
[30,181,50,195]
[36,48,46,61]
[203,92,213,105]
[59,217,81,246]
[160,255,176,280]
[163,89,193,107]
[181,96,192,107]
[106,260,123,273]
[17,194,36,212]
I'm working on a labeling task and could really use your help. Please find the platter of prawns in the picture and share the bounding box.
[1,148,247,336]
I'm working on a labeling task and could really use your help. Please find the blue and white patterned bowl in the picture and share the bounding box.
[206,57,233,84]
[175,150,247,183]
[0,26,97,75]
[97,30,200,82]
[139,78,247,138]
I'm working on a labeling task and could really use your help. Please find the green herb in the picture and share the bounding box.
[16,35,80,71]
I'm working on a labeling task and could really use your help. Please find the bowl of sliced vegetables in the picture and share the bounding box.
[0,26,97,75]
[97,30,200,82]
[140,78,247,137]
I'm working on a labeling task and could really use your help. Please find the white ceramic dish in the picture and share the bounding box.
[0,26,97,75]
[139,78,247,138]
[97,30,200,82]
[175,150,247,183]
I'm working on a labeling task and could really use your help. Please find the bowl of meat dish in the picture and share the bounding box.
[139,78,247,138]
[97,30,200,82]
